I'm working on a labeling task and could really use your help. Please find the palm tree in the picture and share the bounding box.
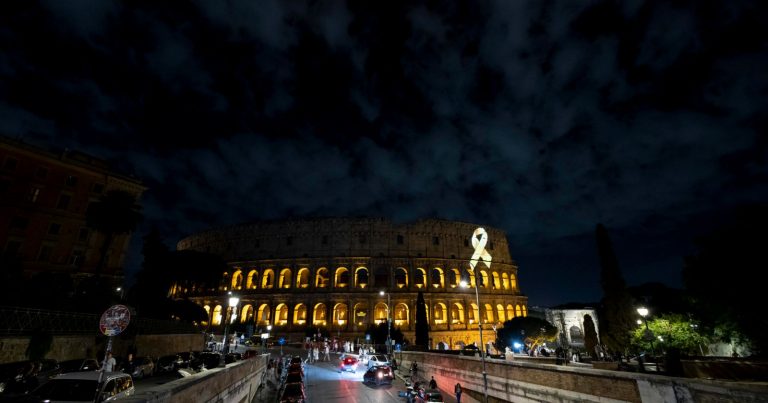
[86,190,142,273]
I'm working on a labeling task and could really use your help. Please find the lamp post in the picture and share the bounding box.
[338,319,343,341]
[379,290,391,355]
[459,227,492,403]
[222,293,239,355]
[637,307,655,366]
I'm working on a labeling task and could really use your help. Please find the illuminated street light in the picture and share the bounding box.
[637,306,655,366]
[379,290,391,355]
[222,292,239,355]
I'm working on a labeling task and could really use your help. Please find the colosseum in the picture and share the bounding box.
[173,217,528,350]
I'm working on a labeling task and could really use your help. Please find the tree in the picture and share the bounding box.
[583,314,599,357]
[496,316,558,353]
[683,205,768,356]
[596,224,636,357]
[630,314,708,356]
[415,291,429,349]
[86,190,142,273]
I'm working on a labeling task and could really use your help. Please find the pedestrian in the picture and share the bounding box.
[313,346,319,362]
[324,344,330,361]
[101,352,116,372]
[429,376,437,390]
[455,383,462,403]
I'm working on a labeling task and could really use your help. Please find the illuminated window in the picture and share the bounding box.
[296,268,310,288]
[431,268,444,288]
[293,303,307,325]
[449,268,461,288]
[496,304,505,322]
[414,268,426,288]
[257,304,271,325]
[451,303,464,324]
[335,267,349,288]
[515,305,522,317]
[492,272,500,289]
[261,269,275,289]
[275,304,288,325]
[434,303,447,324]
[394,268,408,288]
[374,302,388,324]
[510,274,517,290]
[479,270,490,288]
[355,267,369,288]
[353,303,368,326]
[507,304,515,319]
[279,268,292,289]
[394,303,409,326]
[522,306,527,317]
[231,270,243,290]
[240,305,254,323]
[315,268,329,288]
[502,273,509,290]
[313,303,327,326]
[212,305,222,326]
[469,303,479,324]
[484,303,494,322]
[333,303,348,325]
[246,270,258,289]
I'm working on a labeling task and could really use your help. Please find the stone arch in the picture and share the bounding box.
[492,272,501,289]
[246,269,258,289]
[479,270,490,288]
[278,268,292,289]
[293,303,307,325]
[220,272,230,291]
[414,267,427,288]
[484,303,494,323]
[353,303,368,326]
[374,302,388,324]
[469,303,479,324]
[212,305,223,326]
[448,268,461,288]
[333,303,348,325]
[231,269,243,290]
[394,303,409,326]
[506,304,515,319]
[510,274,517,290]
[334,267,350,288]
[431,267,445,289]
[451,302,464,324]
[515,304,522,317]
[501,273,509,290]
[433,302,448,324]
[394,267,408,288]
[256,303,271,325]
[354,267,369,289]
[374,267,389,287]
[522,306,527,317]
[240,304,254,323]
[261,269,275,289]
[203,305,211,325]
[570,325,584,343]
[275,303,289,325]
[313,303,327,326]
[315,267,329,288]
[296,268,310,288]
[496,304,506,322]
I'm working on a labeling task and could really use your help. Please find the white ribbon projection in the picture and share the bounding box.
[470,227,492,270]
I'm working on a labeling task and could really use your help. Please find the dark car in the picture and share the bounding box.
[129,357,154,379]
[177,352,202,370]
[425,389,445,402]
[197,352,223,369]
[280,382,306,403]
[0,359,60,396]
[58,359,100,374]
[363,365,394,386]
[224,353,241,364]
[338,356,358,373]
[155,355,182,373]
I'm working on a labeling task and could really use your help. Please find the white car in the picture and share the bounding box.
[27,371,134,402]
[367,354,390,368]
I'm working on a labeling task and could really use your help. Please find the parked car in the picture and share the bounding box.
[155,355,182,373]
[425,389,445,402]
[24,371,134,402]
[224,353,241,364]
[129,357,154,379]
[338,356,358,373]
[366,354,390,368]
[197,352,222,369]
[279,382,305,403]
[177,352,201,370]
[58,359,100,374]
[0,359,60,396]
[363,365,394,386]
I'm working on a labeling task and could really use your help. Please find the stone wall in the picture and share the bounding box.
[397,351,768,403]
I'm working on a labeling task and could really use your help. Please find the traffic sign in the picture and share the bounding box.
[279,337,286,345]
[99,305,131,336]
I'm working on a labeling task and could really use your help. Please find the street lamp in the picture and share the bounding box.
[379,290,391,355]
[222,292,239,354]
[338,319,343,340]
[637,307,656,363]
[461,227,492,403]
[261,323,272,354]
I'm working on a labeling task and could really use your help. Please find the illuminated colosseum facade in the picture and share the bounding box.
[174,218,528,349]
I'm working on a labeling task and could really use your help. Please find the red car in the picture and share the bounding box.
[338,355,358,373]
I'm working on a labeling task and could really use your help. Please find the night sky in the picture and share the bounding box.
[2,1,767,307]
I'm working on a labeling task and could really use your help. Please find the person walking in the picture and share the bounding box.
[429,376,437,390]
[455,383,463,403]
[101,352,116,372]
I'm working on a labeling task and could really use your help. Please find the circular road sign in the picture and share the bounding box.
[99,304,131,336]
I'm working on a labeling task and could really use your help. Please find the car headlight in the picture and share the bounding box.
[377,372,383,378]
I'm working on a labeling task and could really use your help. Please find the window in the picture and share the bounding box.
[92,183,104,194]
[27,187,41,202]
[35,167,48,179]
[38,245,53,261]
[432,236,440,245]
[397,234,404,245]
[10,216,29,229]
[78,228,89,242]
[48,223,61,235]
[2,157,18,171]
[65,175,78,186]
[56,194,71,209]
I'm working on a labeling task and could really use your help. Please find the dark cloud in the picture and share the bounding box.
[1,0,767,306]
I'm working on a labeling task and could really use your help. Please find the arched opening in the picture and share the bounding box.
[293,303,307,325]
[501,273,509,290]
[256,304,271,325]
[220,272,230,291]
[467,269,477,288]
[515,304,522,317]
[261,269,275,289]
[570,326,584,343]
[492,272,501,290]
[394,303,409,326]
[296,268,310,288]
[334,267,350,288]
[374,302,388,324]
[496,304,505,322]
[278,268,292,289]
[510,274,517,290]
[469,303,479,324]
[394,268,408,288]
[246,270,258,289]
[431,268,444,289]
[506,304,515,319]
[353,303,368,326]
[203,305,211,325]
[275,303,288,325]
[451,303,464,324]
[333,303,348,325]
[448,268,461,288]
[212,305,222,326]
[313,303,327,326]
[354,267,369,289]
[484,303,494,323]
[240,304,254,323]
[315,268,329,288]
[522,306,527,317]
[434,302,448,324]
[479,270,490,288]
[414,268,427,288]
[374,267,389,288]
[231,270,243,290]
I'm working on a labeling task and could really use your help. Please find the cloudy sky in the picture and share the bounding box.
[2,0,766,306]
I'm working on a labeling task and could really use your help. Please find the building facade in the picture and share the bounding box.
[174,217,528,349]
[529,305,601,352]
[0,136,146,283]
